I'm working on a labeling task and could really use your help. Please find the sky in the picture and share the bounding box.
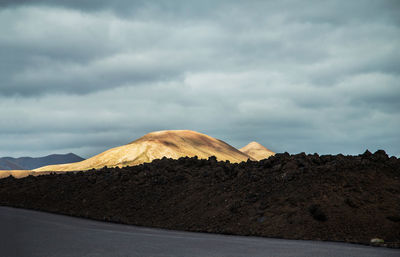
[0,0,399,158]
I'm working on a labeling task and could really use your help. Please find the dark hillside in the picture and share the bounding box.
[0,150,399,247]
[0,159,24,170]
[0,153,84,170]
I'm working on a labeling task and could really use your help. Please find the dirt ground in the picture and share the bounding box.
[1,150,399,247]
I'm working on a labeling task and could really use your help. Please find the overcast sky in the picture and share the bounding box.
[0,0,399,158]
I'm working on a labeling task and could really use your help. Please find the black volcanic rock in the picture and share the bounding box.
[0,151,399,247]
[0,153,84,170]
[360,149,373,158]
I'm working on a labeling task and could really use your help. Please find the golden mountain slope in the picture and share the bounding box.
[239,141,275,161]
[0,170,35,179]
[34,130,254,172]
[0,170,71,179]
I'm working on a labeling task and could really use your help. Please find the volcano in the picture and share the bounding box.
[35,130,255,172]
[239,141,275,161]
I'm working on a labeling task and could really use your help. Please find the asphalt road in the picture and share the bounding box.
[0,206,398,257]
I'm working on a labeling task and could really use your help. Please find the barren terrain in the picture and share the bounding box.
[1,150,399,247]
[34,130,260,172]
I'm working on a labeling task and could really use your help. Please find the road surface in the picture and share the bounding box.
[0,206,398,257]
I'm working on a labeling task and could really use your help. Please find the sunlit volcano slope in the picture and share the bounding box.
[35,130,254,172]
[239,141,275,161]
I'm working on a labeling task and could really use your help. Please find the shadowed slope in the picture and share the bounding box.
[0,153,84,170]
[0,153,85,178]
[240,142,275,161]
[35,130,254,172]
[0,160,24,170]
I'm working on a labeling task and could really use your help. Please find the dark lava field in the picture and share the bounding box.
[1,150,399,247]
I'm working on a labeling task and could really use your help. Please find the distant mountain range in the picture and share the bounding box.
[35,130,275,172]
[0,153,84,170]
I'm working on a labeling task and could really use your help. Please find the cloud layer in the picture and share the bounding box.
[1,0,399,158]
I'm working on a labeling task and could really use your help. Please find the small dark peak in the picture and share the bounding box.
[275,152,290,160]
[294,152,306,158]
[374,149,387,156]
[320,155,333,163]
[373,150,389,161]
[208,156,217,162]
[309,153,321,164]
[6,175,15,180]
[336,154,346,163]
[361,150,372,158]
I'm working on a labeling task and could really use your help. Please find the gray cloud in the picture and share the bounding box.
[0,0,399,158]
